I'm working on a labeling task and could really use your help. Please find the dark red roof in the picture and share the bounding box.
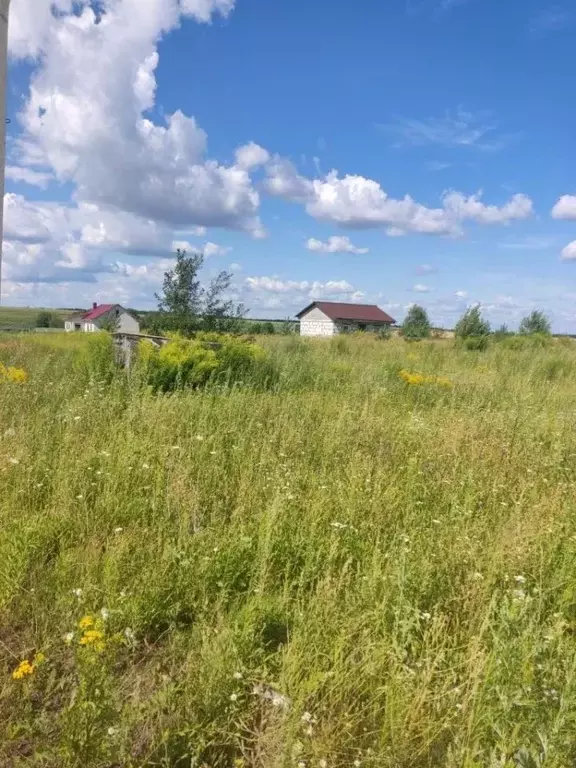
[297,301,395,324]
[82,304,115,321]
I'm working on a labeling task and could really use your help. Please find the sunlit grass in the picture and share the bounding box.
[2,333,576,766]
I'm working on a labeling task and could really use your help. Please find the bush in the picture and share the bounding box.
[137,334,275,392]
[262,322,275,335]
[74,333,116,382]
[519,310,551,336]
[401,305,431,341]
[455,306,490,342]
[377,326,392,341]
[35,311,63,329]
[464,335,489,351]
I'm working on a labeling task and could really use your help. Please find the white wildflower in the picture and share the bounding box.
[100,608,110,621]
[319,760,327,768]
[8,457,19,465]
[432,519,441,525]
[331,521,347,530]
[354,761,361,767]
[142,463,150,469]
[74,416,81,421]
[76,494,83,500]
[233,671,243,680]
[196,435,204,441]
[114,527,123,534]
[107,726,118,737]
[421,612,431,621]
[301,711,312,723]
[63,632,74,644]
[210,451,217,455]
[72,588,83,598]
[514,575,526,584]
[230,693,238,702]
[473,572,484,580]
[124,627,135,642]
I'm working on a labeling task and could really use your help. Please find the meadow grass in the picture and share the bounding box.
[2,333,576,767]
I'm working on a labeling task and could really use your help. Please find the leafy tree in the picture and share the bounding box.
[519,310,551,336]
[401,305,431,340]
[36,311,56,328]
[262,321,275,335]
[155,249,245,335]
[455,305,491,340]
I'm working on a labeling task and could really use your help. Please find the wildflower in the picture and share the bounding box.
[233,671,243,680]
[8,457,19,465]
[78,615,94,630]
[421,612,432,621]
[63,632,74,645]
[100,608,110,621]
[114,527,123,534]
[142,463,150,469]
[230,693,238,702]
[301,712,312,723]
[210,450,217,455]
[107,726,119,737]
[354,762,361,767]
[4,366,28,384]
[514,575,526,584]
[79,629,105,651]
[331,521,347,530]
[76,494,83,500]
[12,660,34,680]
[123,627,135,642]
[473,572,484,580]
[319,760,327,768]
[72,588,83,599]
[74,415,81,421]
[432,519,441,525]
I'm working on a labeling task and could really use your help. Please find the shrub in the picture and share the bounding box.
[74,333,116,382]
[262,321,276,335]
[519,310,551,336]
[401,305,431,341]
[464,335,489,351]
[455,306,490,342]
[377,325,392,341]
[35,311,63,329]
[137,334,274,392]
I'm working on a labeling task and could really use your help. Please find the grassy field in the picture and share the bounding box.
[0,307,72,328]
[2,332,576,767]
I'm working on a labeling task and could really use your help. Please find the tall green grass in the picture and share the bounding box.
[2,333,576,766]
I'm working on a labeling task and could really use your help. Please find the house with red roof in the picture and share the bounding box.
[64,303,140,334]
[296,301,396,337]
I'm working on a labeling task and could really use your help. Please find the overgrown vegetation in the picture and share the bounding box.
[4,332,576,766]
[401,304,431,340]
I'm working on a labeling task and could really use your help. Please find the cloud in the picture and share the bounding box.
[5,166,54,188]
[383,108,518,152]
[235,143,270,171]
[11,0,266,237]
[306,236,369,254]
[499,236,559,251]
[265,159,533,235]
[561,242,576,261]
[552,195,576,220]
[203,241,232,257]
[245,275,361,308]
[412,284,432,293]
[455,290,468,299]
[443,191,533,225]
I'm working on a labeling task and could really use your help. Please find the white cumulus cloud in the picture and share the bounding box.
[413,284,432,293]
[552,195,576,220]
[561,241,576,261]
[306,236,369,254]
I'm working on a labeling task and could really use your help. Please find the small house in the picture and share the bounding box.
[64,303,140,334]
[296,301,395,337]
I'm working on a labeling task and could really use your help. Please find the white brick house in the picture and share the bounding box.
[296,301,395,337]
[65,304,140,334]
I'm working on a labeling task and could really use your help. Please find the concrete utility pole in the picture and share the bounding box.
[0,0,10,305]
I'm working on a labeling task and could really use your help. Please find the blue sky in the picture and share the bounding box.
[4,0,576,329]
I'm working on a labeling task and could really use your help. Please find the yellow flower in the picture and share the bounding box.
[78,615,95,630]
[79,629,105,651]
[3,366,28,384]
[399,369,426,386]
[12,660,35,680]
[435,376,454,388]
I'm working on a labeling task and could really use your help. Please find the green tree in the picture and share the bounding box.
[401,305,431,340]
[455,305,491,340]
[155,249,245,335]
[262,321,275,335]
[36,311,56,328]
[519,310,551,336]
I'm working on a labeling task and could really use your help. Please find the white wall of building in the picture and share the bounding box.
[299,306,336,336]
